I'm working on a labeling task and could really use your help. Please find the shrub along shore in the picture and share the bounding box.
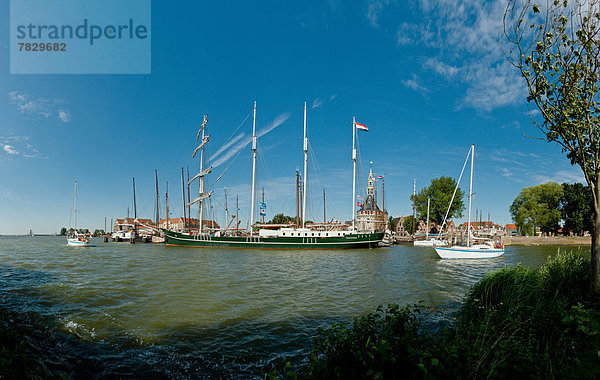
[272,249,600,379]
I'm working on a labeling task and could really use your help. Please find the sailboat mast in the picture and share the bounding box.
[224,187,228,231]
[323,188,326,223]
[199,128,205,233]
[236,194,239,233]
[262,187,265,224]
[467,144,474,247]
[296,169,300,226]
[250,101,257,236]
[352,116,357,231]
[74,181,77,229]
[155,170,159,227]
[426,197,430,239]
[186,167,190,232]
[412,179,416,235]
[181,168,186,231]
[302,102,308,228]
[166,181,169,229]
[133,177,137,219]
[382,177,386,231]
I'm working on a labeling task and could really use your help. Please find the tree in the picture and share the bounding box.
[561,182,594,235]
[268,213,296,224]
[92,229,105,237]
[388,216,397,232]
[503,0,600,291]
[412,176,465,226]
[510,182,563,235]
[403,216,416,235]
[59,227,67,236]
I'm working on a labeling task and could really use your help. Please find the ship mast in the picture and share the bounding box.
[302,102,308,228]
[181,167,186,231]
[155,170,159,227]
[250,101,257,236]
[188,115,212,234]
[352,117,357,231]
[467,144,474,247]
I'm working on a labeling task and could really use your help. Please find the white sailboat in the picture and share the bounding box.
[414,197,448,246]
[434,144,504,259]
[67,181,91,247]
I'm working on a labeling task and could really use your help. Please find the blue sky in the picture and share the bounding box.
[0,0,584,234]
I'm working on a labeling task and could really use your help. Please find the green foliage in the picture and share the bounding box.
[560,182,593,235]
[458,249,599,378]
[402,215,416,234]
[306,304,440,379]
[92,229,104,237]
[503,0,600,289]
[299,250,600,379]
[388,216,396,232]
[268,213,296,224]
[59,227,67,236]
[510,182,563,235]
[412,176,465,225]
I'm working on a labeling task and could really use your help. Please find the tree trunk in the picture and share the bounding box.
[592,183,600,294]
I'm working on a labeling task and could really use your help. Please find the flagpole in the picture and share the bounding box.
[250,101,257,236]
[302,102,308,229]
[352,116,357,231]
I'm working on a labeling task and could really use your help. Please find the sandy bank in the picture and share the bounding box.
[504,236,591,246]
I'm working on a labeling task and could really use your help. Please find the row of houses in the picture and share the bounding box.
[112,217,220,234]
[391,216,518,237]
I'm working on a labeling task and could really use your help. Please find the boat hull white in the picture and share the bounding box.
[434,246,504,259]
[67,237,91,247]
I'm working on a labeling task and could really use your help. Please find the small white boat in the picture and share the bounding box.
[434,145,504,259]
[67,181,91,247]
[67,232,91,247]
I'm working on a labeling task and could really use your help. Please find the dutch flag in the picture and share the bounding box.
[355,122,368,132]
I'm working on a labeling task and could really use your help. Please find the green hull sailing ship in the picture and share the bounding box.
[163,102,384,249]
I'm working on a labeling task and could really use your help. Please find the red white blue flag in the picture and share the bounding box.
[377,175,383,179]
[355,122,368,132]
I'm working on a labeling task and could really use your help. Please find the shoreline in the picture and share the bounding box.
[504,235,591,246]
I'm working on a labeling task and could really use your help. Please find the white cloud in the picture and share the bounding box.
[212,113,290,168]
[3,145,18,155]
[367,0,389,27]
[8,91,72,123]
[0,135,46,159]
[378,0,526,111]
[257,113,290,137]
[401,74,428,94]
[312,98,323,109]
[500,168,512,177]
[329,94,338,101]
[58,110,71,123]
[210,132,246,161]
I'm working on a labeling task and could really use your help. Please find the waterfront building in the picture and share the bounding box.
[158,218,219,233]
[356,169,388,232]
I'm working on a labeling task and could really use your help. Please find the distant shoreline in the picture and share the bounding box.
[504,236,591,246]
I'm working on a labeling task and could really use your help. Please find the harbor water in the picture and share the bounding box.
[0,236,581,377]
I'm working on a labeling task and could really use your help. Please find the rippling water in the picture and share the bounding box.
[0,236,583,377]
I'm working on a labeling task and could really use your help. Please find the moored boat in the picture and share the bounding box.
[434,144,504,259]
[67,181,91,247]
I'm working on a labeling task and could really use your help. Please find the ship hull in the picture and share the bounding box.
[163,230,384,249]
